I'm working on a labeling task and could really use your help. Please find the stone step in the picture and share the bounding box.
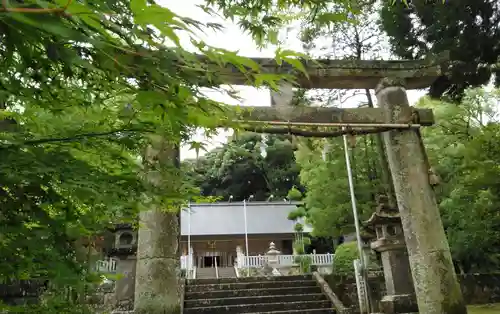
[217,267,237,278]
[183,300,332,314]
[185,285,322,299]
[184,293,326,308]
[112,309,335,314]
[245,309,335,314]
[188,275,312,285]
[195,268,217,279]
[186,279,316,292]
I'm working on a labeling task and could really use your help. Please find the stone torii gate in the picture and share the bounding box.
[134,54,467,314]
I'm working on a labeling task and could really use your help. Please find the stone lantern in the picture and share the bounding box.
[108,223,138,311]
[365,195,418,314]
[266,242,282,276]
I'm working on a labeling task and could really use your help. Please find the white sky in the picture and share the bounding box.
[159,0,427,160]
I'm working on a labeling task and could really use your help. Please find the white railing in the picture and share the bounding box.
[244,255,268,268]
[278,255,295,266]
[239,254,334,268]
[181,255,193,270]
[310,253,334,265]
[214,255,219,279]
[95,258,118,273]
[178,253,334,270]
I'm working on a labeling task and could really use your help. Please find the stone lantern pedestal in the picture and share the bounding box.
[366,196,418,314]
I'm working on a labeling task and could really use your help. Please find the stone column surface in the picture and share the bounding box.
[134,137,181,314]
[375,78,466,314]
[134,209,180,314]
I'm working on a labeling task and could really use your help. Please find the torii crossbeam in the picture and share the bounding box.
[211,53,449,131]
[199,52,447,90]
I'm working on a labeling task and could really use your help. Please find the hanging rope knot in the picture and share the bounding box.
[346,126,357,148]
[428,167,441,187]
[410,109,420,126]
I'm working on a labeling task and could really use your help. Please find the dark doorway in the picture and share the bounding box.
[281,240,293,254]
[203,256,221,268]
[307,236,335,254]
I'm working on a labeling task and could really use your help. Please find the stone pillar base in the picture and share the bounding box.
[379,294,418,314]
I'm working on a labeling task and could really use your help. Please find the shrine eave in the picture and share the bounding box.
[365,212,401,226]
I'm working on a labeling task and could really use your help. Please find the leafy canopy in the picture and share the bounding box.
[183,132,301,201]
[380,0,500,99]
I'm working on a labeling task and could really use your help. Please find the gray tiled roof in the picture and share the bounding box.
[180,201,312,236]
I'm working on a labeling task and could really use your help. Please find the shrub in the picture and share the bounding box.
[294,255,313,274]
[287,186,303,201]
[332,241,360,275]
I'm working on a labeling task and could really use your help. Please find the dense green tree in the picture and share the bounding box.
[419,88,500,272]
[380,0,500,99]
[295,136,379,238]
[183,132,301,201]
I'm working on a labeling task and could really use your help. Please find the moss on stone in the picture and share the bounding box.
[430,250,467,314]
[134,299,180,314]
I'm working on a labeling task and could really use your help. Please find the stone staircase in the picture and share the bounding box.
[183,275,335,314]
[195,267,217,279]
[217,267,237,278]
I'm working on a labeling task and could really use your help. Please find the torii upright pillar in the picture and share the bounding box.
[376,78,466,314]
[134,136,181,314]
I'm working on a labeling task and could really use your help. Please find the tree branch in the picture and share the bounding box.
[1,0,72,13]
[0,128,154,149]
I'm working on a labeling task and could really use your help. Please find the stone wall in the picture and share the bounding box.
[0,279,115,313]
[325,272,386,312]
[324,273,500,313]
[0,280,46,306]
[460,274,500,305]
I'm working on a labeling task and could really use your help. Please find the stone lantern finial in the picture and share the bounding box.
[267,242,279,254]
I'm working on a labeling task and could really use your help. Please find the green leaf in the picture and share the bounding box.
[8,13,85,40]
[130,0,147,14]
[282,57,308,78]
[253,73,281,89]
